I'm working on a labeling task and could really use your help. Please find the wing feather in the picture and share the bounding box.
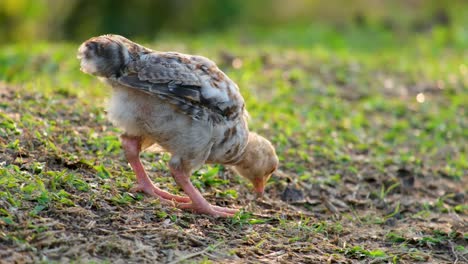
[116,52,242,122]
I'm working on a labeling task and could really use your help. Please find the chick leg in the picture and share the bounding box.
[170,166,238,217]
[121,135,191,203]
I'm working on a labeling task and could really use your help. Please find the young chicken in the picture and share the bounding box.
[77,34,278,217]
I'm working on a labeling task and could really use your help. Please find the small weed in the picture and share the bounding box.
[192,165,228,190]
[341,245,387,259]
[95,164,112,179]
[110,193,137,205]
[386,232,406,243]
[379,182,400,200]
[230,211,268,226]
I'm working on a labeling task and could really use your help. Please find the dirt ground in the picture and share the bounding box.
[0,83,466,264]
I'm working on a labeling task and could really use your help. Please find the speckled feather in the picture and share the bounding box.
[110,36,246,123]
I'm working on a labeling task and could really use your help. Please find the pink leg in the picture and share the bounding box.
[121,135,190,203]
[170,166,238,217]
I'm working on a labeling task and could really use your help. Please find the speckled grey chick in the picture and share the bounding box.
[77,34,278,217]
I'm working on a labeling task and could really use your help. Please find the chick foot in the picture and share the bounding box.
[177,202,238,217]
[170,165,238,217]
[130,182,191,203]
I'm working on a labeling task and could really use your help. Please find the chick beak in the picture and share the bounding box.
[253,179,265,198]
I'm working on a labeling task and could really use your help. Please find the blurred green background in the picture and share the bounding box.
[1,0,467,47]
